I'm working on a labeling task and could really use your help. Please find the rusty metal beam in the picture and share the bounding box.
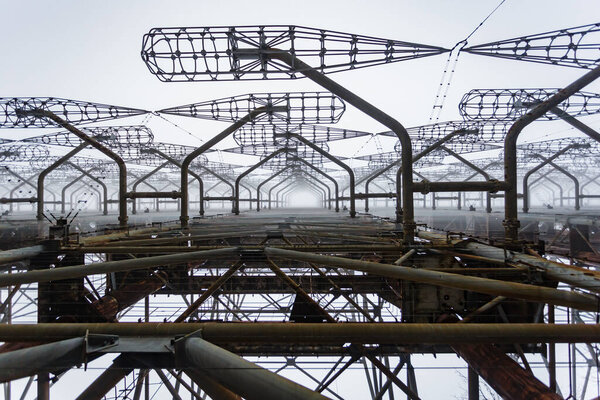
[180,106,286,227]
[174,261,243,322]
[0,337,85,382]
[454,343,560,400]
[74,355,132,400]
[184,369,241,400]
[0,247,238,287]
[264,247,597,311]
[179,337,329,400]
[1,323,600,344]
[419,230,600,294]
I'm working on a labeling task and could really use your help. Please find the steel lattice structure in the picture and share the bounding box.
[233,124,371,145]
[159,92,345,124]
[22,126,154,148]
[459,88,600,121]
[3,18,600,400]
[0,144,49,162]
[141,25,448,81]
[0,97,148,128]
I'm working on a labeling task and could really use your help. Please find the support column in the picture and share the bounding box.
[468,366,479,400]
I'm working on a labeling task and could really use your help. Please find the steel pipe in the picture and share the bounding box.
[1,323,600,344]
[0,247,238,287]
[413,181,507,194]
[66,162,108,215]
[291,156,340,212]
[234,148,289,214]
[185,370,242,400]
[268,51,413,239]
[257,166,293,212]
[504,64,600,242]
[418,230,600,294]
[280,132,354,217]
[148,149,208,215]
[440,145,493,213]
[264,247,598,311]
[23,109,130,227]
[0,245,45,266]
[522,144,582,212]
[126,191,182,199]
[180,106,286,227]
[36,142,88,220]
[75,355,132,400]
[180,337,328,400]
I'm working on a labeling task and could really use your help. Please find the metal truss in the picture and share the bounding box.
[221,142,335,168]
[234,124,371,146]
[2,215,600,399]
[22,125,154,148]
[158,92,346,125]
[0,97,148,128]
[459,88,600,121]
[2,20,600,400]
[464,22,600,69]
[141,25,448,81]
[0,144,49,162]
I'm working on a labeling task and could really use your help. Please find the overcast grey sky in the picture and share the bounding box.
[0,0,598,156]
[0,1,599,398]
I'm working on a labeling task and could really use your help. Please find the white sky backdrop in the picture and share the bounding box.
[0,1,599,398]
[1,0,599,163]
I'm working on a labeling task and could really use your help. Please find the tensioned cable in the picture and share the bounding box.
[154,112,205,143]
[429,0,508,122]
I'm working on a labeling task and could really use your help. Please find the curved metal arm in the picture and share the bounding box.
[542,159,580,211]
[581,173,600,195]
[36,142,88,220]
[367,128,472,212]
[239,183,254,212]
[273,180,296,209]
[504,64,600,241]
[279,132,355,217]
[529,170,563,208]
[234,148,289,214]
[66,163,108,215]
[302,171,332,210]
[69,184,99,211]
[281,180,319,207]
[522,144,580,213]
[257,166,294,212]
[269,50,415,243]
[6,169,37,213]
[180,106,286,227]
[530,180,556,204]
[531,176,563,209]
[291,156,339,212]
[440,145,492,213]
[20,109,129,227]
[287,181,326,208]
[147,149,205,215]
[131,162,170,214]
[62,175,87,213]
